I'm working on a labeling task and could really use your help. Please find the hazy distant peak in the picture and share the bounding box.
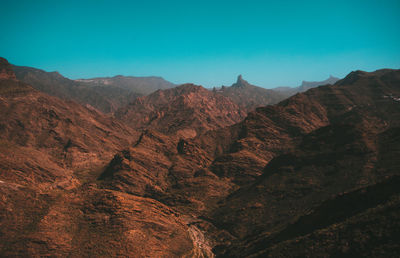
[300,75,340,88]
[232,74,250,88]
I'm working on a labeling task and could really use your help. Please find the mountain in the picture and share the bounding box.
[101,68,400,256]
[214,75,340,112]
[76,75,175,95]
[215,75,286,111]
[207,69,400,256]
[0,58,200,257]
[1,55,399,257]
[273,75,340,97]
[299,75,340,90]
[115,84,247,139]
[12,65,174,113]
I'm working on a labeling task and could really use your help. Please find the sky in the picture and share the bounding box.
[1,0,399,88]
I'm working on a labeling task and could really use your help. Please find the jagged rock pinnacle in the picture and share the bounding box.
[233,74,249,88]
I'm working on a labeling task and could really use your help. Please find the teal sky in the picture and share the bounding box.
[1,0,399,88]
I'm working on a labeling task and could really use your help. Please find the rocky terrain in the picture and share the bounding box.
[103,68,400,256]
[1,56,399,257]
[0,58,199,257]
[115,84,247,138]
[208,69,400,256]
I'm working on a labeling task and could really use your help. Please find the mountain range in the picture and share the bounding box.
[214,75,286,111]
[13,65,175,113]
[272,75,340,96]
[1,56,399,257]
[13,63,339,114]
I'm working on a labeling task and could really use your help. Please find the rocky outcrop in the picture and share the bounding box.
[0,57,16,80]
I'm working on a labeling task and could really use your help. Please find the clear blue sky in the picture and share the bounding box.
[1,0,399,88]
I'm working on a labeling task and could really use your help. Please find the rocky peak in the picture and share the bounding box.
[232,74,250,88]
[0,57,17,80]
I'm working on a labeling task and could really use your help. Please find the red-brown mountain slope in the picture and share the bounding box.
[100,68,400,257]
[1,53,399,257]
[0,58,201,257]
[115,84,247,139]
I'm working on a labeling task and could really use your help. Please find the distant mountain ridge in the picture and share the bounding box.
[214,75,340,112]
[12,65,175,113]
[76,74,175,95]
[273,75,340,95]
[215,75,286,111]
[300,75,339,88]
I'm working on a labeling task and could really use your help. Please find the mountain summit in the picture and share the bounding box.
[232,74,251,88]
[217,75,285,111]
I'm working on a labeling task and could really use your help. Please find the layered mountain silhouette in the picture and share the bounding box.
[13,65,174,113]
[76,75,175,95]
[213,74,340,112]
[1,56,399,257]
[273,75,340,96]
[215,75,286,111]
